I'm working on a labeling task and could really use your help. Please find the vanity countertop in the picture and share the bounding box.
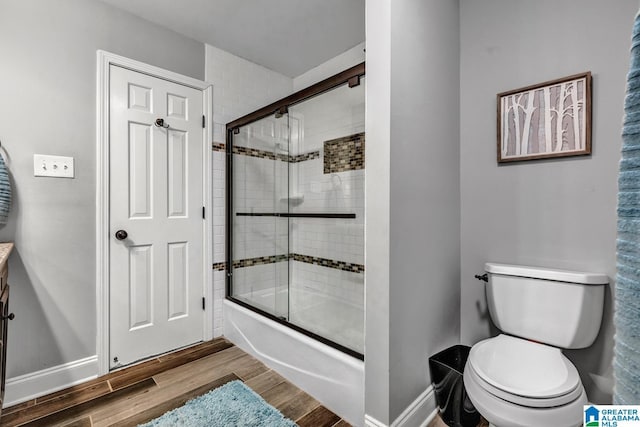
[0,243,14,267]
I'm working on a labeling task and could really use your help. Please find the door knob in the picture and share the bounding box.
[155,118,170,129]
[115,230,128,240]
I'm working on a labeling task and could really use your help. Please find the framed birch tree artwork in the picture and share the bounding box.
[497,72,592,163]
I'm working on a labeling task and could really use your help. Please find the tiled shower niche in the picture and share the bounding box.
[227,72,366,356]
[324,132,365,174]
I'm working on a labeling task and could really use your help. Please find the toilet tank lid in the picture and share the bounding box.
[485,263,609,285]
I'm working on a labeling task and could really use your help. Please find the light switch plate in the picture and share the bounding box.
[34,154,74,178]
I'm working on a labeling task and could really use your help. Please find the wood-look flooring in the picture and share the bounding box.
[0,338,348,427]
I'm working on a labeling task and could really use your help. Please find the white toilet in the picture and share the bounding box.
[463,263,608,427]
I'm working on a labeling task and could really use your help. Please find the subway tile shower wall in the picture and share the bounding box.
[210,43,365,348]
[206,44,293,143]
[206,43,293,337]
[288,87,365,323]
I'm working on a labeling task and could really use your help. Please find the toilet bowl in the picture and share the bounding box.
[464,263,608,427]
[464,334,586,427]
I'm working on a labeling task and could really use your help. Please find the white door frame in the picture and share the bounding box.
[96,50,213,375]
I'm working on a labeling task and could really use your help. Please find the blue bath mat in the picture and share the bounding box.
[138,380,298,427]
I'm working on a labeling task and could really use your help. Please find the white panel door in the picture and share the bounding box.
[109,65,204,369]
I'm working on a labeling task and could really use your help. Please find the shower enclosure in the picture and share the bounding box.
[226,64,365,358]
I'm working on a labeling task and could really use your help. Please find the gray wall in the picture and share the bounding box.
[389,0,460,419]
[365,0,460,423]
[0,0,204,378]
[364,0,391,422]
[460,0,637,404]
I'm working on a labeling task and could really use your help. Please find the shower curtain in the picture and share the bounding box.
[615,10,640,404]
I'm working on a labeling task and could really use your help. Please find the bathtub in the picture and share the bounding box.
[223,298,365,425]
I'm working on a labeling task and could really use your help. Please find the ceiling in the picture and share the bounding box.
[100,0,365,77]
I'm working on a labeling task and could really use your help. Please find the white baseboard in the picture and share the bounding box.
[365,386,437,427]
[392,386,437,427]
[4,355,99,407]
[422,409,439,427]
[365,414,389,427]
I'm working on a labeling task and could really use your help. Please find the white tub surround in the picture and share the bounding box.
[223,300,364,425]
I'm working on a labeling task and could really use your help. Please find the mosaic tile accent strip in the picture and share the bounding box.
[323,132,365,174]
[229,145,320,164]
[232,254,289,269]
[232,146,289,162]
[212,142,226,152]
[290,253,364,274]
[213,262,227,271]
[225,253,364,274]
[289,151,320,163]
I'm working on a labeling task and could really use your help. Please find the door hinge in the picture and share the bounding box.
[202,297,205,310]
[202,206,205,219]
[202,115,205,128]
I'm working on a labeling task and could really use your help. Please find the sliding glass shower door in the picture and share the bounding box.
[230,114,290,320]
[227,68,365,357]
[285,79,365,354]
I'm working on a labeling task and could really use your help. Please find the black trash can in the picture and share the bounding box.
[428,345,480,427]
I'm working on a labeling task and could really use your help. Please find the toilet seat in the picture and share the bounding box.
[464,365,587,427]
[466,361,582,408]
[464,335,587,426]
[468,334,581,404]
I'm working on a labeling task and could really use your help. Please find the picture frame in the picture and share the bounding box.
[497,72,592,163]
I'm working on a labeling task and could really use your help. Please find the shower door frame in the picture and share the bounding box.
[225,62,365,360]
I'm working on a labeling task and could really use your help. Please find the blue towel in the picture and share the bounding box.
[615,11,640,405]
[0,152,11,225]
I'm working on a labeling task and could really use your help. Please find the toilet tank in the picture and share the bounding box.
[485,263,608,349]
